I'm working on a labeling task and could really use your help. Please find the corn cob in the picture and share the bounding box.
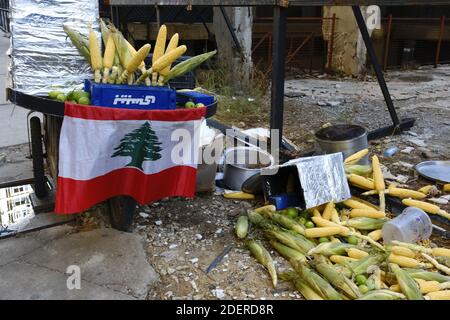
[247,210,279,231]
[116,44,151,85]
[245,239,277,288]
[418,185,435,195]
[436,256,450,268]
[392,281,450,294]
[88,27,103,83]
[279,272,323,300]
[102,35,116,83]
[390,263,424,300]
[265,229,315,254]
[346,248,369,259]
[264,211,305,236]
[388,253,431,269]
[351,254,387,275]
[270,240,306,263]
[347,174,375,190]
[254,205,276,213]
[345,217,388,230]
[345,164,372,177]
[126,41,150,86]
[425,290,450,300]
[372,155,386,212]
[151,24,167,85]
[342,199,378,211]
[357,289,405,300]
[330,255,358,265]
[163,50,217,84]
[235,216,248,239]
[402,199,450,220]
[349,209,386,218]
[290,260,343,300]
[137,45,187,85]
[444,184,450,193]
[390,240,450,258]
[391,246,416,258]
[307,242,356,256]
[310,254,361,299]
[158,33,179,85]
[322,201,335,220]
[305,227,342,238]
[99,19,121,68]
[111,27,132,71]
[368,229,383,241]
[63,25,90,63]
[312,208,322,218]
[363,187,426,200]
[344,148,369,165]
[223,191,255,200]
[404,269,450,283]
[330,208,341,224]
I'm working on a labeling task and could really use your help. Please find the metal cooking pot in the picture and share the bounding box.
[223,146,275,191]
[315,124,369,164]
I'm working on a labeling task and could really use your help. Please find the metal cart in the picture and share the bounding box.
[6,88,217,231]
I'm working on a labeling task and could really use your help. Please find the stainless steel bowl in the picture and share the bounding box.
[223,146,275,191]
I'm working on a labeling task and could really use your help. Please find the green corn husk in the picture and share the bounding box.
[279,272,324,300]
[345,217,388,230]
[345,164,372,177]
[265,229,315,254]
[246,240,277,288]
[247,210,279,231]
[390,263,424,300]
[350,253,387,275]
[163,50,217,83]
[310,255,361,299]
[332,264,353,278]
[63,25,91,63]
[307,242,357,257]
[99,19,121,67]
[403,269,450,283]
[436,256,450,268]
[110,27,133,70]
[270,240,306,263]
[265,211,305,236]
[235,216,249,239]
[291,260,343,300]
[357,289,405,300]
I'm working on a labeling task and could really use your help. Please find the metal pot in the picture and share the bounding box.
[315,124,369,164]
[223,146,274,191]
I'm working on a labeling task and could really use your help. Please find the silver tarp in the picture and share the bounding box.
[262,153,351,209]
[9,0,99,95]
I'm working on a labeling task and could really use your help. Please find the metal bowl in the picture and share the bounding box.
[223,146,274,191]
[415,161,450,183]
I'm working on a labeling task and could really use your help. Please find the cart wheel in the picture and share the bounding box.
[108,196,137,232]
[30,116,47,198]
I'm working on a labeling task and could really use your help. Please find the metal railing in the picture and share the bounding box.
[0,0,10,33]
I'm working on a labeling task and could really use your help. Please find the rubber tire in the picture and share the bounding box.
[108,196,137,232]
[30,116,47,198]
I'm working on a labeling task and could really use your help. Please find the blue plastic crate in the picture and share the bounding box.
[84,80,176,110]
[176,91,215,106]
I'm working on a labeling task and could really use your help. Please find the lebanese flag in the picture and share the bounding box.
[55,102,206,214]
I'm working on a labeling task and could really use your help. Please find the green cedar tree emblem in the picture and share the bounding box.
[111,121,162,170]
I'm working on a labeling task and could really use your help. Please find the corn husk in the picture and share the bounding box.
[270,240,306,263]
[350,253,387,275]
[163,50,217,83]
[345,217,388,230]
[245,240,277,288]
[403,269,450,283]
[345,164,372,177]
[265,229,315,254]
[357,289,405,300]
[63,25,90,63]
[307,242,356,257]
[264,211,305,235]
[279,272,323,300]
[235,216,249,239]
[390,263,424,300]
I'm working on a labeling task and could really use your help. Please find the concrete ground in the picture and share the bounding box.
[0,226,158,299]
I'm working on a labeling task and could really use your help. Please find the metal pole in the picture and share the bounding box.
[270,6,287,149]
[383,14,393,71]
[327,13,336,70]
[352,6,400,127]
[219,6,243,54]
[435,16,445,68]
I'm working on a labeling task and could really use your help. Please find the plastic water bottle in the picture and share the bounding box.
[382,207,432,243]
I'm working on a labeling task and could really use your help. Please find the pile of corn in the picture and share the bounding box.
[235,149,450,300]
[63,20,216,86]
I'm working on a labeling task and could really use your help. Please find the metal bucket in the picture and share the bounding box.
[223,146,274,191]
[315,124,369,164]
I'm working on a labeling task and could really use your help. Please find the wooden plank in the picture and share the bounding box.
[128,22,214,40]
